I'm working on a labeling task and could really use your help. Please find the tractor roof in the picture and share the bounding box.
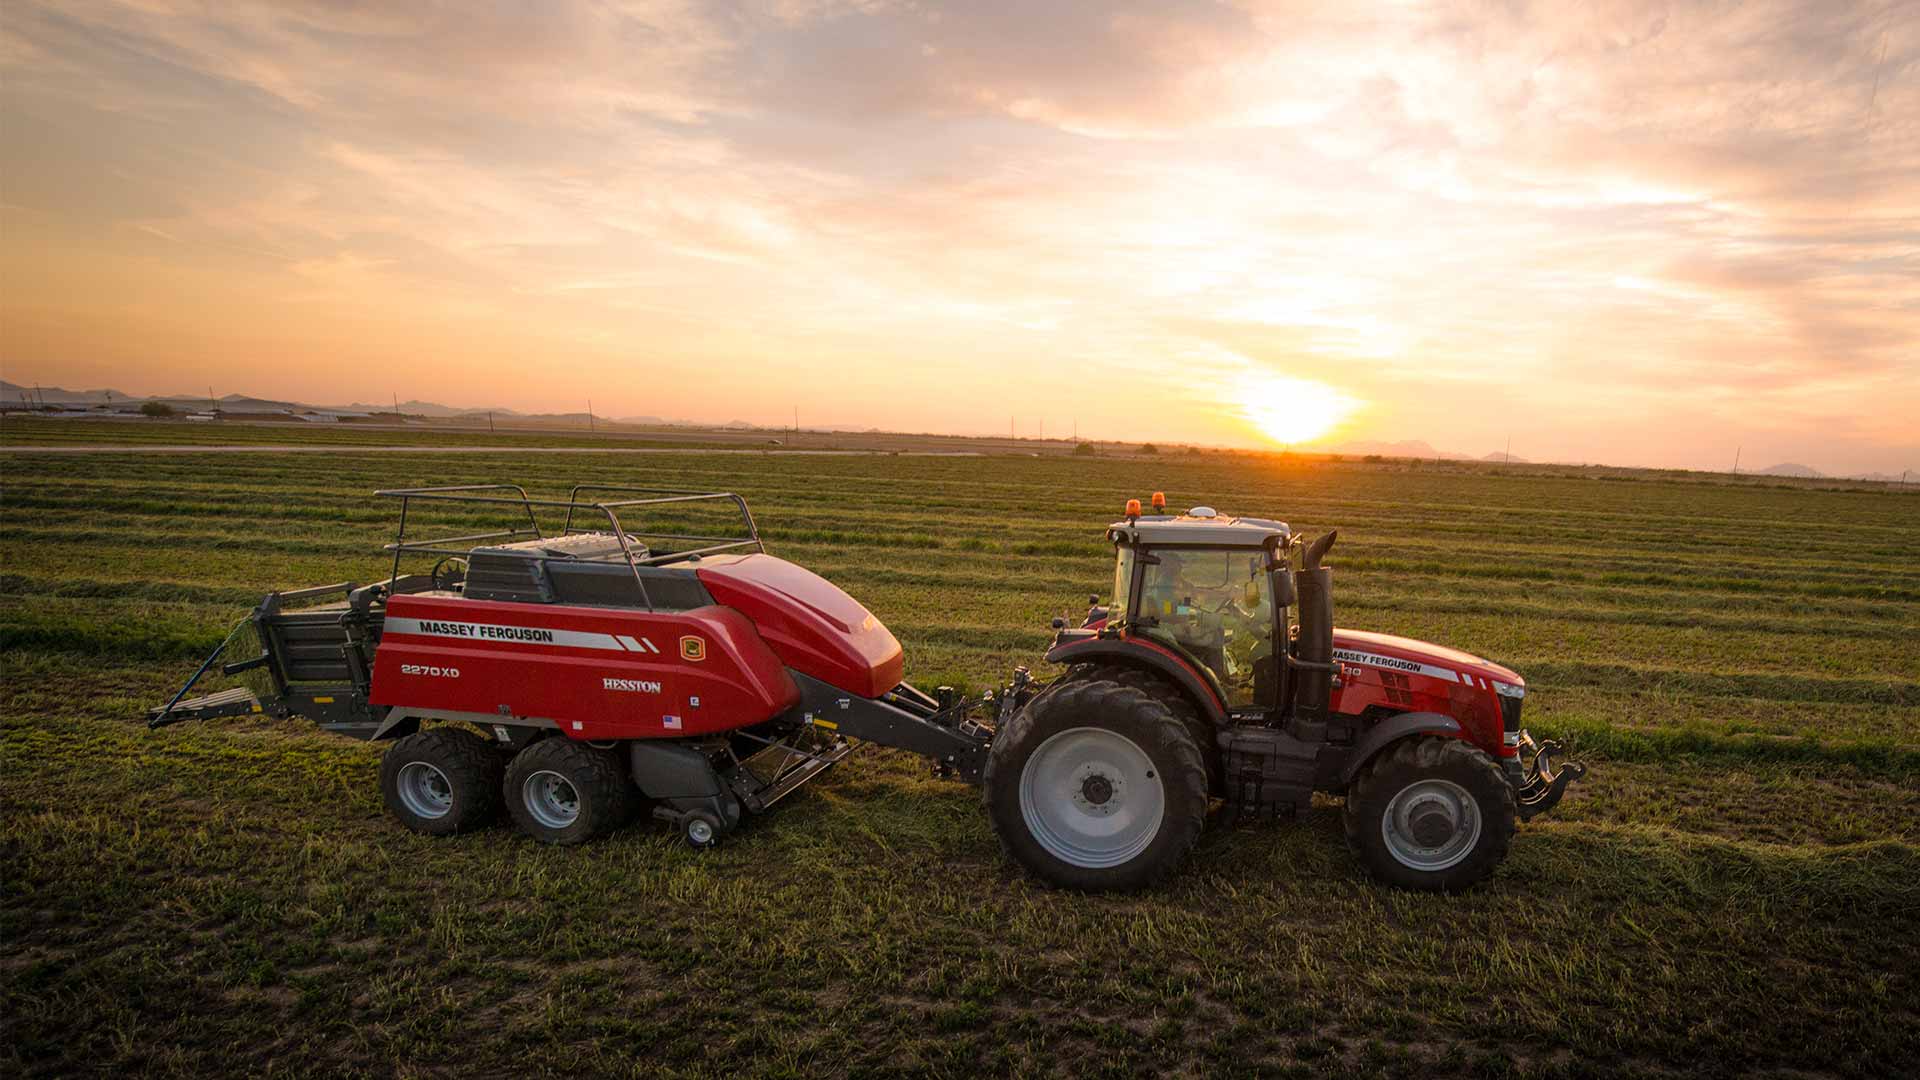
[1107,507,1290,549]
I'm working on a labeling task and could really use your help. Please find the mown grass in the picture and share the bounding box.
[2,434,1917,1077]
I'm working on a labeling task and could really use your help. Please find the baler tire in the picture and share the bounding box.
[1049,663,1223,796]
[379,727,504,836]
[503,738,635,846]
[984,675,1208,892]
[1343,736,1515,892]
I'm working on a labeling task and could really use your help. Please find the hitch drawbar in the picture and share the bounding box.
[791,672,998,781]
[1512,732,1586,821]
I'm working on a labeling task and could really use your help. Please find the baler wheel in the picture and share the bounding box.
[682,810,722,849]
[379,727,504,836]
[503,738,637,845]
[1343,736,1516,891]
[984,675,1207,892]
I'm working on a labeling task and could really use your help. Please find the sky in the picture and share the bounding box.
[2,1,1915,473]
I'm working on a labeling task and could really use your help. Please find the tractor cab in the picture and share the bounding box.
[1091,498,1293,717]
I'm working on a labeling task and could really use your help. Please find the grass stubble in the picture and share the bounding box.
[3,420,1916,1077]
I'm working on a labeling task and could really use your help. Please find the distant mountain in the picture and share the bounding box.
[1482,451,1530,464]
[1322,439,1474,460]
[1755,463,1825,479]
[339,400,522,418]
[1,379,134,404]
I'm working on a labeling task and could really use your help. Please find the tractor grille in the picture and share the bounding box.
[1500,694,1523,733]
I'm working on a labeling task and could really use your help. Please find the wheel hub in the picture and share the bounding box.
[1380,777,1482,872]
[1080,774,1114,806]
[1018,727,1166,870]
[523,770,582,830]
[1409,806,1456,847]
[396,761,454,820]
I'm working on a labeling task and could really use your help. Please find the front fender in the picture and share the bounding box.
[1339,711,1462,784]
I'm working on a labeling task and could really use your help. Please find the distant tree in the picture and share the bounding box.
[1073,442,1097,456]
[1140,443,1158,455]
[139,401,175,418]
[1364,454,1383,463]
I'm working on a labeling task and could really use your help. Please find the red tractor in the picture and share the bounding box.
[151,484,1582,891]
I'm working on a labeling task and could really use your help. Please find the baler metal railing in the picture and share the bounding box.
[373,483,765,611]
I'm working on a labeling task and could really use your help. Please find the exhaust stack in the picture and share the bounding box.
[1291,530,1337,742]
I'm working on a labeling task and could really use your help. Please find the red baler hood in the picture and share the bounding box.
[1331,628,1524,691]
[697,554,905,698]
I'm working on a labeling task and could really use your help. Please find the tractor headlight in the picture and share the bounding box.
[1494,681,1525,699]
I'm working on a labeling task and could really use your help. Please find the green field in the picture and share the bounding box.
[4,421,1917,1078]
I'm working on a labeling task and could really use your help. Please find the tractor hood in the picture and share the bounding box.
[1331,628,1524,692]
[696,554,905,699]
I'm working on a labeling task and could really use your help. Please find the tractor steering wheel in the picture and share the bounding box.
[430,556,468,592]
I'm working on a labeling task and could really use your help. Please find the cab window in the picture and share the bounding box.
[1135,548,1276,709]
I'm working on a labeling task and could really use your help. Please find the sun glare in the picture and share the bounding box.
[1240,375,1361,446]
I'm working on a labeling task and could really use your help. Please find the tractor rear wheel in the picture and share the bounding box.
[379,727,504,836]
[985,674,1208,892]
[1343,736,1515,891]
[503,737,636,845]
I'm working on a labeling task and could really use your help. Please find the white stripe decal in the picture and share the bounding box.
[386,616,626,652]
[616,635,644,652]
[1332,648,1462,683]
[641,637,659,653]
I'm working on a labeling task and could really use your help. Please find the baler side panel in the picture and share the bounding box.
[370,596,798,740]
[697,555,905,698]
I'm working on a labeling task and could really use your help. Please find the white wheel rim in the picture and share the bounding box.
[523,769,581,830]
[1018,726,1166,869]
[1380,777,1482,871]
[396,761,453,819]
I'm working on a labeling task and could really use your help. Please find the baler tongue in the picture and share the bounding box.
[147,686,263,728]
[732,734,855,812]
[147,615,278,729]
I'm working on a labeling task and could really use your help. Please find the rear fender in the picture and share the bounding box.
[1043,637,1227,725]
[1339,711,1462,784]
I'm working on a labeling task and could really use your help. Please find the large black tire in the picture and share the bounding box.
[379,727,504,836]
[503,737,636,845]
[1343,736,1515,891]
[1049,663,1223,796]
[984,674,1209,892]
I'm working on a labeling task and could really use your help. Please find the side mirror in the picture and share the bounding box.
[1271,567,1297,608]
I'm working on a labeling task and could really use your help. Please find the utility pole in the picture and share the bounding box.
[1503,434,1512,464]
[587,399,595,434]
[1732,445,1741,475]
[392,392,399,418]
[488,410,495,434]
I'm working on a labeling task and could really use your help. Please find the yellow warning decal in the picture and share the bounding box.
[810,718,839,730]
[251,704,262,713]
[313,696,335,704]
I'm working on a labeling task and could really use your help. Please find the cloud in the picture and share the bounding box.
[1,0,1915,471]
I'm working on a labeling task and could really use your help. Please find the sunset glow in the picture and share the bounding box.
[1,2,1915,473]
[1240,375,1361,447]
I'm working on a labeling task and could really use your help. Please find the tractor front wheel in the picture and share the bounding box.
[1343,736,1515,891]
[503,737,636,845]
[985,674,1208,892]
[379,727,504,835]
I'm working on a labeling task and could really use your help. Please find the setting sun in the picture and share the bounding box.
[1240,375,1362,446]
